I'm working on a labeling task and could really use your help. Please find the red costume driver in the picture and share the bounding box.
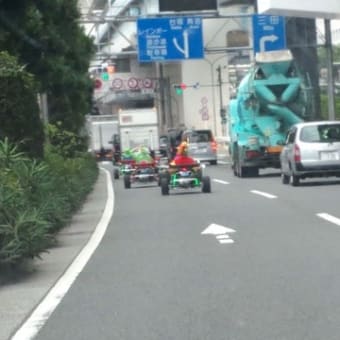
[170,141,197,166]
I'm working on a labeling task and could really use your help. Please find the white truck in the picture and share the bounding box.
[86,115,119,160]
[118,108,159,152]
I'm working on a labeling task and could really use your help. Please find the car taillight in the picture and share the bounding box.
[211,140,218,151]
[245,150,261,159]
[294,144,301,162]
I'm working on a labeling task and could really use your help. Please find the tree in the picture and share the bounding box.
[0,0,95,134]
[318,44,340,68]
[0,51,44,158]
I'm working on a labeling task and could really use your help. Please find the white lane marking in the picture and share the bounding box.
[250,190,277,199]
[12,168,114,340]
[213,179,230,185]
[317,213,340,226]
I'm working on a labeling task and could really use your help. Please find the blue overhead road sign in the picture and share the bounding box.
[137,17,204,62]
[252,14,286,53]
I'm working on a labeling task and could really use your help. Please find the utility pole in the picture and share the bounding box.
[216,65,226,135]
[324,19,336,120]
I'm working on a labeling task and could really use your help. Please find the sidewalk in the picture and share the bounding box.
[0,169,108,340]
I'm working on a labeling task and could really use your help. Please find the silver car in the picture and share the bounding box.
[280,121,340,186]
[182,129,218,165]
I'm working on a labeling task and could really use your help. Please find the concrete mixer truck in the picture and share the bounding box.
[228,49,313,177]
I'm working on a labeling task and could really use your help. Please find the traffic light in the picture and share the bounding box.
[101,72,109,81]
[173,83,187,95]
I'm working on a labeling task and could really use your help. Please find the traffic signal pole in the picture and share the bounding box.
[324,19,336,120]
[216,65,227,135]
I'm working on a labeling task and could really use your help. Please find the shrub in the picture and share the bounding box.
[0,137,98,266]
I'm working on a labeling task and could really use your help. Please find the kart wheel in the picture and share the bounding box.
[124,174,131,189]
[114,169,119,179]
[202,176,211,193]
[161,178,169,195]
[158,173,164,186]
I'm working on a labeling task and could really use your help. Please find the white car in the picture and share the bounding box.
[280,120,340,186]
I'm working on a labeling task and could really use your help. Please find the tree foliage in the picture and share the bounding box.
[0,51,44,158]
[0,0,95,134]
[318,44,340,68]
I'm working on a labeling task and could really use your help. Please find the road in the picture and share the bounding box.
[6,161,340,340]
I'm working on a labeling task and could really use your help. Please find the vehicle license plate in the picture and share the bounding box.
[179,171,190,177]
[320,151,340,161]
[197,148,207,152]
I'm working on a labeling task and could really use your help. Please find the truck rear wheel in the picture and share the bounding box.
[234,145,246,178]
[248,167,259,177]
[237,162,246,178]
[290,173,300,186]
[281,172,289,184]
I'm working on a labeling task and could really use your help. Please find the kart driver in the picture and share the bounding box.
[170,141,197,166]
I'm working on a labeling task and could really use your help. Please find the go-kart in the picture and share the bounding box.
[123,161,159,189]
[159,163,211,195]
[113,146,156,180]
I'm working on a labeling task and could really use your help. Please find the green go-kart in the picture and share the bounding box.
[159,163,211,195]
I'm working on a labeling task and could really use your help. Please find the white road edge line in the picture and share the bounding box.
[317,213,340,226]
[250,190,277,199]
[213,179,230,185]
[11,168,114,340]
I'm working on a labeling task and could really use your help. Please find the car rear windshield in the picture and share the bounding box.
[187,130,213,143]
[300,124,340,143]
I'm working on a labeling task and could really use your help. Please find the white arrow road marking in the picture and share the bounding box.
[213,179,230,185]
[317,213,340,226]
[201,223,236,235]
[216,235,230,239]
[251,190,277,199]
[219,239,234,244]
[201,223,236,244]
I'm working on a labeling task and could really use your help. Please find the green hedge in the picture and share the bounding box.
[0,137,98,266]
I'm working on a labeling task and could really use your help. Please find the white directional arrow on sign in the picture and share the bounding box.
[260,34,278,52]
[173,30,189,58]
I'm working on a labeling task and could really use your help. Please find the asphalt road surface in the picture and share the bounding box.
[4,160,340,340]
